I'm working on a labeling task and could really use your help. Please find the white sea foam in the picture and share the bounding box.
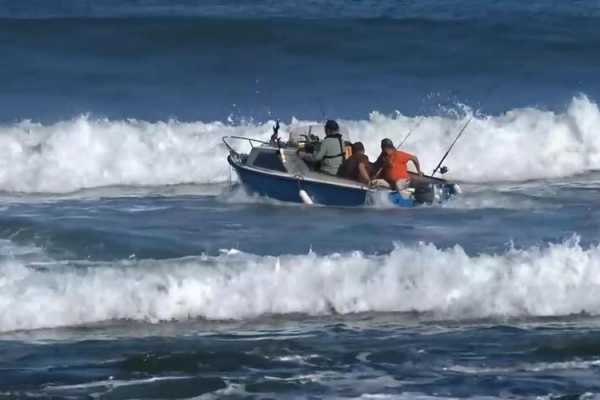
[348,94,600,183]
[448,360,600,375]
[0,95,599,193]
[0,117,270,193]
[1,237,600,332]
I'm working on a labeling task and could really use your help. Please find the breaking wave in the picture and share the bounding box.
[1,95,599,193]
[1,236,600,332]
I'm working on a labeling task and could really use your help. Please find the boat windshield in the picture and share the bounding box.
[287,124,350,147]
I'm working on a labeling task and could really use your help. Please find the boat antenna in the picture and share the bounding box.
[431,113,474,176]
[398,115,425,148]
[317,97,327,121]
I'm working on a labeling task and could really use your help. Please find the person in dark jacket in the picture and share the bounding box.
[337,142,371,184]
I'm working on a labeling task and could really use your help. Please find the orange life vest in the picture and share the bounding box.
[384,150,413,182]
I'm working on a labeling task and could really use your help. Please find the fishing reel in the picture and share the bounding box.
[439,166,449,174]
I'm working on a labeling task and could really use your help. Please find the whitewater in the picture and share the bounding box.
[1,236,599,332]
[1,95,599,193]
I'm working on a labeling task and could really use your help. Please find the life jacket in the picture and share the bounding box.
[385,150,413,182]
[322,133,346,161]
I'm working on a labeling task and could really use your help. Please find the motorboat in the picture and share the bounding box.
[223,125,460,207]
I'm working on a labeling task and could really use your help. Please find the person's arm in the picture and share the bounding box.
[409,155,423,175]
[371,153,384,178]
[358,162,371,184]
[308,138,328,162]
[299,150,312,162]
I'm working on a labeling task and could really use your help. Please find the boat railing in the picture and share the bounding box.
[222,136,273,156]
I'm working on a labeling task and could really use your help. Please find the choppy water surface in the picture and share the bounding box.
[2,0,600,398]
[1,175,600,398]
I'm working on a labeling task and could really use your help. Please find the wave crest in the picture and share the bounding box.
[1,95,599,193]
[1,237,599,331]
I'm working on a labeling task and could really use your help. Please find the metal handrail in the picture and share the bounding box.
[222,136,272,155]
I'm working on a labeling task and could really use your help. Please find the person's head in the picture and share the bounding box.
[324,120,339,136]
[381,138,395,155]
[351,142,365,155]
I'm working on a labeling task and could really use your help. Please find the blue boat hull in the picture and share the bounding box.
[228,156,460,208]
[230,157,369,206]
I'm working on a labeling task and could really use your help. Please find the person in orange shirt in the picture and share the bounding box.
[371,138,423,190]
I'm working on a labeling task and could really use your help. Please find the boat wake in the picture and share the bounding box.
[0,95,599,194]
[1,236,600,332]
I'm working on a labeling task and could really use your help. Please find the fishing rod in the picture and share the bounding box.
[431,113,474,176]
[317,97,327,121]
[398,115,425,148]
[430,83,500,176]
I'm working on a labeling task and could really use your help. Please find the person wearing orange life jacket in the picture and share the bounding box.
[371,138,423,190]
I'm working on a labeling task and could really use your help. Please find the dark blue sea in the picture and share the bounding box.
[2,1,600,398]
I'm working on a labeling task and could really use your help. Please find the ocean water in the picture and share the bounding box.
[2,1,600,398]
